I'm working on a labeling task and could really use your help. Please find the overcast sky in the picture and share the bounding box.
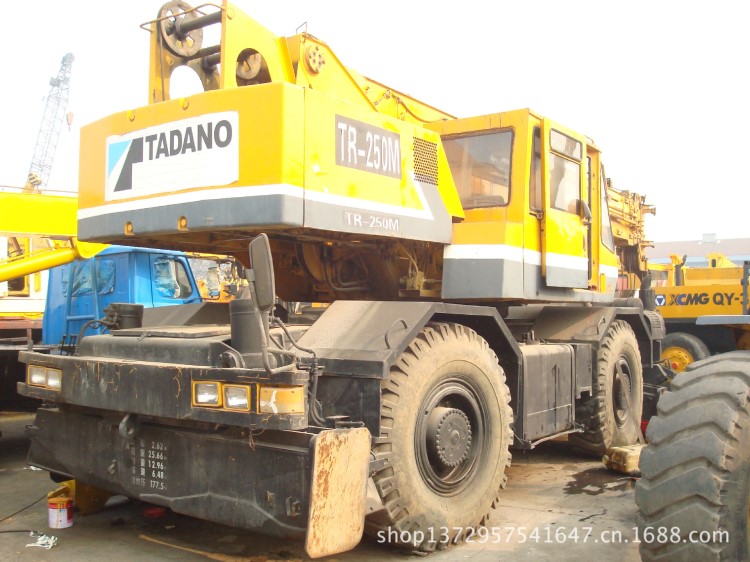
[2,1,747,242]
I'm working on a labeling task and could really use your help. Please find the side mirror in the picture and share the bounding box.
[248,234,276,312]
[578,199,592,226]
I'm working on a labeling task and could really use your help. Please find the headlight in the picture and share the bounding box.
[28,365,47,386]
[192,381,221,407]
[45,369,63,390]
[223,385,250,411]
[27,365,62,390]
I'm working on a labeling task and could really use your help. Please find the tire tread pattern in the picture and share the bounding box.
[636,351,750,561]
[570,320,643,453]
[366,322,513,552]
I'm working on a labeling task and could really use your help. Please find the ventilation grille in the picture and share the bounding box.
[413,138,438,185]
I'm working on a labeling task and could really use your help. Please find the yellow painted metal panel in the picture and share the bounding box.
[0,193,77,236]
[303,88,463,218]
[78,83,305,213]
[683,265,744,285]
[221,2,296,87]
[655,284,745,319]
[450,213,524,247]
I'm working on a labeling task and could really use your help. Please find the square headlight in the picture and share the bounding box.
[28,365,47,387]
[193,382,221,407]
[223,385,250,411]
[45,369,63,390]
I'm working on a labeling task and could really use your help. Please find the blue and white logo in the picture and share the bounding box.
[107,138,143,193]
[655,294,666,307]
[105,112,238,201]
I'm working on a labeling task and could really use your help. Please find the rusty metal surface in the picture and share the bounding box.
[305,427,370,559]
[0,414,643,561]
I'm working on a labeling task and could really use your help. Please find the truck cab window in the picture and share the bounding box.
[443,131,512,208]
[154,258,193,299]
[62,258,116,296]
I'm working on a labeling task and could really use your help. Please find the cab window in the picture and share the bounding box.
[529,127,542,212]
[549,130,581,214]
[154,258,194,299]
[600,173,615,252]
[443,131,513,208]
[7,238,30,296]
[62,258,116,297]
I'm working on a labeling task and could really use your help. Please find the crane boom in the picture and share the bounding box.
[25,53,74,192]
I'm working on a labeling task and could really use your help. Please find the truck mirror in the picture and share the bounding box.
[248,234,276,312]
[578,199,592,225]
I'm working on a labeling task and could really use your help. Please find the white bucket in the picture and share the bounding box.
[48,496,74,529]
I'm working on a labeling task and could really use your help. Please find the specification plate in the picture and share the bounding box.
[131,438,168,492]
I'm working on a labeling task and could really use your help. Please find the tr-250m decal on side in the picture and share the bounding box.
[105,112,239,201]
[335,115,401,179]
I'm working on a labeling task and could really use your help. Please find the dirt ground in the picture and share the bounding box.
[0,411,642,561]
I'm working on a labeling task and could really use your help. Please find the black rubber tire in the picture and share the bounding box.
[636,351,750,561]
[661,331,710,373]
[569,320,643,455]
[365,322,513,552]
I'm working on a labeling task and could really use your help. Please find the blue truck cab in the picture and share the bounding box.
[43,246,202,346]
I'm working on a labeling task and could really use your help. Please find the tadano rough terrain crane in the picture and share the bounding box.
[19,1,674,557]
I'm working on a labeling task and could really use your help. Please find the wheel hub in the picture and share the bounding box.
[613,359,633,426]
[426,407,472,467]
[662,346,693,374]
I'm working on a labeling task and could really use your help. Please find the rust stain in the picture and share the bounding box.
[306,429,369,558]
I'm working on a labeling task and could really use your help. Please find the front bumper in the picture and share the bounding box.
[27,406,370,557]
[18,350,308,430]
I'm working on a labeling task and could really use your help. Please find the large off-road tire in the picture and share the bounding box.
[569,320,643,454]
[366,322,513,552]
[636,352,750,561]
[661,331,710,373]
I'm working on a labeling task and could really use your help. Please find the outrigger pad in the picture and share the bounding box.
[305,427,371,558]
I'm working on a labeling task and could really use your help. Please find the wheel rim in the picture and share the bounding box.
[613,355,635,428]
[415,375,488,496]
[662,346,694,374]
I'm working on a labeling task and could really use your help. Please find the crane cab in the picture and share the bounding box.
[430,109,620,302]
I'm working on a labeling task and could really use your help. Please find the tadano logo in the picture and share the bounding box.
[108,137,144,193]
[105,112,238,201]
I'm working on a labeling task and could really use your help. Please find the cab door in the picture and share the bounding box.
[541,120,590,288]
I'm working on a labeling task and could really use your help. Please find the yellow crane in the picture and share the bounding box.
[17,2,669,558]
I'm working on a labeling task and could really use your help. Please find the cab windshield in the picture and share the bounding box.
[443,131,513,208]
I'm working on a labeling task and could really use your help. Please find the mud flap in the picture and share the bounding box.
[305,427,371,558]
